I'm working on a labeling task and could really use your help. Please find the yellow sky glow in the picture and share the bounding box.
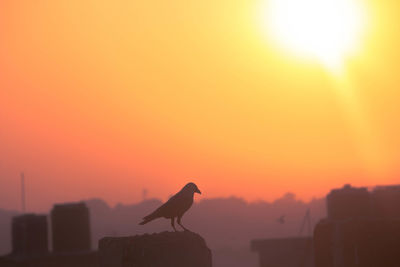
[1,0,400,211]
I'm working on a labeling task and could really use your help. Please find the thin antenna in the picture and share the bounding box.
[298,209,312,236]
[21,172,26,213]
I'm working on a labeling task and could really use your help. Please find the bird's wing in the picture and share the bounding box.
[142,194,178,220]
[143,193,191,219]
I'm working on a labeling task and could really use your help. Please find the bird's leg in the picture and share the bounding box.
[171,217,177,232]
[177,216,189,232]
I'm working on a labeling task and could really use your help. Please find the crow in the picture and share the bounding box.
[139,182,201,231]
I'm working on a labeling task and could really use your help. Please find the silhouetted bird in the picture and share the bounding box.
[139,182,201,231]
[277,215,285,224]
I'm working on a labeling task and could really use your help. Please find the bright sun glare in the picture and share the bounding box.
[260,0,367,71]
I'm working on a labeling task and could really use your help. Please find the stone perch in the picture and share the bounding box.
[99,231,212,267]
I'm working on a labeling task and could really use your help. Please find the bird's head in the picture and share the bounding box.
[183,182,201,195]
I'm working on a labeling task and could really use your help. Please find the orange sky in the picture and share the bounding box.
[1,0,400,211]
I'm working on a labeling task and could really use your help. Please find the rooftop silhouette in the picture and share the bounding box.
[99,231,211,267]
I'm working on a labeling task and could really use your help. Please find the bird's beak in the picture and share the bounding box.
[195,188,201,194]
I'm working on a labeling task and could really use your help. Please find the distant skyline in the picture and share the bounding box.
[1,0,400,211]
[0,194,327,261]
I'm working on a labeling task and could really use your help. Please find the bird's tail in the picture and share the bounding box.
[138,213,158,225]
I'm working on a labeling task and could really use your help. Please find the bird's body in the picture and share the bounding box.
[139,182,201,231]
[140,191,194,221]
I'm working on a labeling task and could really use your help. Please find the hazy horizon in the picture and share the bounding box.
[1,185,328,212]
[0,193,327,267]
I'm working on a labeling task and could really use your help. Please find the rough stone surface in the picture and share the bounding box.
[99,231,212,267]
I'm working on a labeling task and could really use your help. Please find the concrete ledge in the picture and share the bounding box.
[99,231,212,267]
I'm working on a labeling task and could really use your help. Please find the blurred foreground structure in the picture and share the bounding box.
[51,203,91,253]
[99,231,212,267]
[314,184,400,267]
[12,214,48,255]
[0,202,97,267]
[251,237,314,267]
[251,209,314,267]
[251,184,400,267]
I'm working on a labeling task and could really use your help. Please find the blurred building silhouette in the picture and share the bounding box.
[251,237,314,267]
[327,184,370,220]
[314,184,400,267]
[0,202,97,267]
[371,185,400,218]
[12,214,48,255]
[51,202,91,252]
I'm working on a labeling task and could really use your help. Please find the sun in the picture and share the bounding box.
[259,0,367,71]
